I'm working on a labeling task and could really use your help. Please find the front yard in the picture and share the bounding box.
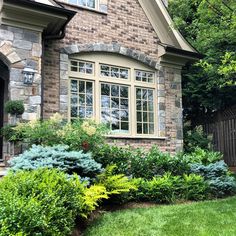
[85,197,236,236]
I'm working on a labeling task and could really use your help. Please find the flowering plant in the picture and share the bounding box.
[10,114,108,152]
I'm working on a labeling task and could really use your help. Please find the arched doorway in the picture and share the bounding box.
[0,60,9,160]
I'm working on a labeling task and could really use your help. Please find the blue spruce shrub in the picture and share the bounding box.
[9,145,103,178]
[190,161,236,197]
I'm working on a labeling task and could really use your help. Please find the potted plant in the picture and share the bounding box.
[5,100,25,125]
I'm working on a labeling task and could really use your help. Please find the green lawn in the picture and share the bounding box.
[84,197,236,236]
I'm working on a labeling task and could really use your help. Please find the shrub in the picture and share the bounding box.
[183,147,222,165]
[0,124,23,142]
[9,145,103,178]
[96,165,137,195]
[190,161,236,197]
[4,100,25,115]
[131,173,208,203]
[0,169,87,236]
[93,145,190,179]
[184,124,212,153]
[93,144,132,175]
[129,147,190,179]
[11,114,107,152]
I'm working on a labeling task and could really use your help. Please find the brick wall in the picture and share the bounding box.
[43,0,183,153]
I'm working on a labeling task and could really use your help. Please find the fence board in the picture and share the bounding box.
[203,106,236,167]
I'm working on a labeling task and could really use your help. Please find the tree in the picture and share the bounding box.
[169,0,236,125]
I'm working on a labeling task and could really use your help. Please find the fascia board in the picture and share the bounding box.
[138,0,197,53]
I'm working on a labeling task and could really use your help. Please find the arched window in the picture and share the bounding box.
[69,52,158,137]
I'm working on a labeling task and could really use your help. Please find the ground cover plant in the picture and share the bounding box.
[84,197,236,236]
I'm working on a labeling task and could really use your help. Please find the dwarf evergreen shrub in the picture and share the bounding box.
[9,145,103,178]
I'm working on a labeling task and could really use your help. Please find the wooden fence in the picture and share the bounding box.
[203,106,236,167]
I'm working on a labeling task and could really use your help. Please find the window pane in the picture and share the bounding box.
[87,0,95,8]
[137,123,142,134]
[100,64,129,80]
[111,67,119,78]
[121,110,129,122]
[149,124,154,134]
[111,85,119,97]
[137,112,142,122]
[120,86,128,98]
[101,84,110,96]
[79,106,85,118]
[120,69,128,79]
[136,88,155,135]
[79,81,85,93]
[121,122,129,132]
[143,123,148,134]
[70,79,94,120]
[111,98,119,108]
[120,99,128,109]
[101,96,110,108]
[71,80,78,93]
[101,83,129,133]
[71,106,78,117]
[86,94,93,106]
[135,70,155,83]
[86,82,93,94]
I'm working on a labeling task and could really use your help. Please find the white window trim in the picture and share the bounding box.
[65,0,99,11]
[68,53,160,138]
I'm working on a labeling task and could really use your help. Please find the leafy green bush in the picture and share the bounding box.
[93,144,131,175]
[96,165,137,195]
[0,169,87,236]
[129,147,190,179]
[183,124,212,153]
[5,100,25,115]
[190,161,236,197]
[183,147,222,165]
[0,124,23,142]
[11,114,107,152]
[94,145,190,179]
[9,145,102,178]
[131,173,208,203]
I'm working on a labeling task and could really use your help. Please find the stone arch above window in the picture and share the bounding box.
[60,43,160,70]
[0,42,23,68]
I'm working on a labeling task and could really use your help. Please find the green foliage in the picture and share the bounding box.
[190,161,236,197]
[96,166,137,195]
[183,125,213,153]
[0,124,23,142]
[183,147,222,165]
[93,144,131,175]
[4,100,25,115]
[129,146,190,179]
[169,0,236,124]
[0,169,86,236]
[132,173,208,203]
[11,114,107,152]
[9,145,103,178]
[94,145,190,179]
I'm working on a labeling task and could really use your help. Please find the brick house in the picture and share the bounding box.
[0,0,200,163]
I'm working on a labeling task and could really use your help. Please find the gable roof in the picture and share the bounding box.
[138,0,198,54]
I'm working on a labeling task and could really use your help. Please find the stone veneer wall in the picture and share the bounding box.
[43,0,183,153]
[0,25,42,159]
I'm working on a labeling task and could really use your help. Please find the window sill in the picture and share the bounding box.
[106,135,167,140]
[59,2,108,15]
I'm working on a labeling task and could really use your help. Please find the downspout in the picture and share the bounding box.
[40,26,68,119]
